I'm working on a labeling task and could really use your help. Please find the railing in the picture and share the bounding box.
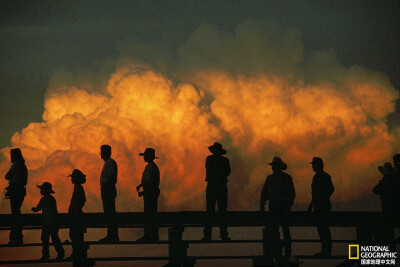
[0,211,394,266]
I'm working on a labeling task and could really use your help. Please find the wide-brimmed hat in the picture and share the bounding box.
[208,142,227,155]
[139,148,159,159]
[309,157,323,165]
[378,162,396,175]
[37,182,55,194]
[268,157,287,170]
[67,169,87,184]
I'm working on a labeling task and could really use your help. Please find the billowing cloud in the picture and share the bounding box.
[1,19,398,215]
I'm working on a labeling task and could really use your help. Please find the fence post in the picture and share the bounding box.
[167,225,194,267]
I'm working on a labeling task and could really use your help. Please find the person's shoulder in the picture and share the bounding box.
[283,172,293,179]
[321,171,331,179]
[108,158,117,164]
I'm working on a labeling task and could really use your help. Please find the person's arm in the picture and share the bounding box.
[32,198,43,212]
[288,175,295,207]
[5,164,14,180]
[260,178,269,211]
[328,174,335,197]
[225,157,231,177]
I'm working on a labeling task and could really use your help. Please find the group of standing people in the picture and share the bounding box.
[3,142,399,262]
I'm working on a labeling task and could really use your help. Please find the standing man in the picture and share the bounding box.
[5,148,28,246]
[136,148,160,242]
[202,142,231,241]
[260,157,295,259]
[307,157,334,257]
[99,144,119,243]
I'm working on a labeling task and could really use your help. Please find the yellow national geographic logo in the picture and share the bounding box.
[349,244,360,259]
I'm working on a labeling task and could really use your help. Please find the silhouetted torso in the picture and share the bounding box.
[141,161,160,196]
[374,173,400,212]
[205,155,231,185]
[6,161,28,187]
[69,184,86,214]
[35,195,59,226]
[261,171,295,211]
[312,171,334,211]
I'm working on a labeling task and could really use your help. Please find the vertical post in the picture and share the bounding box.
[168,226,193,266]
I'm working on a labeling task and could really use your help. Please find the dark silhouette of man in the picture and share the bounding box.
[260,157,295,259]
[373,162,400,251]
[99,145,119,243]
[67,169,87,260]
[202,142,231,241]
[307,157,334,257]
[32,182,65,261]
[5,148,28,246]
[136,148,160,242]
[392,154,400,237]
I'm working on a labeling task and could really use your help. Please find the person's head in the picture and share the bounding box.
[67,169,87,185]
[393,154,400,168]
[139,148,158,163]
[268,157,287,173]
[100,145,112,160]
[378,162,396,176]
[208,142,227,156]
[37,182,55,196]
[310,157,324,172]
[10,148,25,163]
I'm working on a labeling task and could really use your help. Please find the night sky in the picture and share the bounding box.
[1,1,400,266]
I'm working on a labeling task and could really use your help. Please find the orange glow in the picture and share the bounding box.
[0,64,399,215]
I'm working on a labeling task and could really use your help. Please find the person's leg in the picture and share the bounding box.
[217,186,229,240]
[41,226,51,260]
[50,226,65,258]
[203,185,216,240]
[9,195,24,244]
[101,188,118,240]
[281,214,292,258]
[151,195,159,240]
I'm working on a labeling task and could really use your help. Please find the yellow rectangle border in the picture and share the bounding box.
[349,244,359,259]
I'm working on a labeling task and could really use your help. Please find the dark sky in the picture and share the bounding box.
[1,0,399,149]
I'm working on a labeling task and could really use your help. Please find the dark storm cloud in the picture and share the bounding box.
[0,0,399,148]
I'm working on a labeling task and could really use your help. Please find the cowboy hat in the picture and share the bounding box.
[67,169,87,184]
[268,157,287,170]
[139,148,159,159]
[378,162,396,175]
[37,182,55,194]
[208,142,227,155]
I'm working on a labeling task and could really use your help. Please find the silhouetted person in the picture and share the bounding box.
[392,154,400,236]
[202,142,231,241]
[67,169,87,260]
[32,182,65,261]
[260,157,295,259]
[373,162,400,251]
[99,144,119,243]
[307,157,334,257]
[5,148,28,246]
[136,148,160,242]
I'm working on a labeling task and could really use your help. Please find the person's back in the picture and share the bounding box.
[205,154,230,185]
[38,194,59,226]
[142,161,160,195]
[69,184,86,214]
[262,171,295,211]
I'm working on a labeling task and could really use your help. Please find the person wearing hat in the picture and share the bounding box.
[5,148,28,246]
[202,142,231,241]
[98,144,119,243]
[260,157,295,260]
[32,182,65,261]
[136,148,160,242]
[67,169,87,260]
[374,162,400,251]
[307,157,334,257]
